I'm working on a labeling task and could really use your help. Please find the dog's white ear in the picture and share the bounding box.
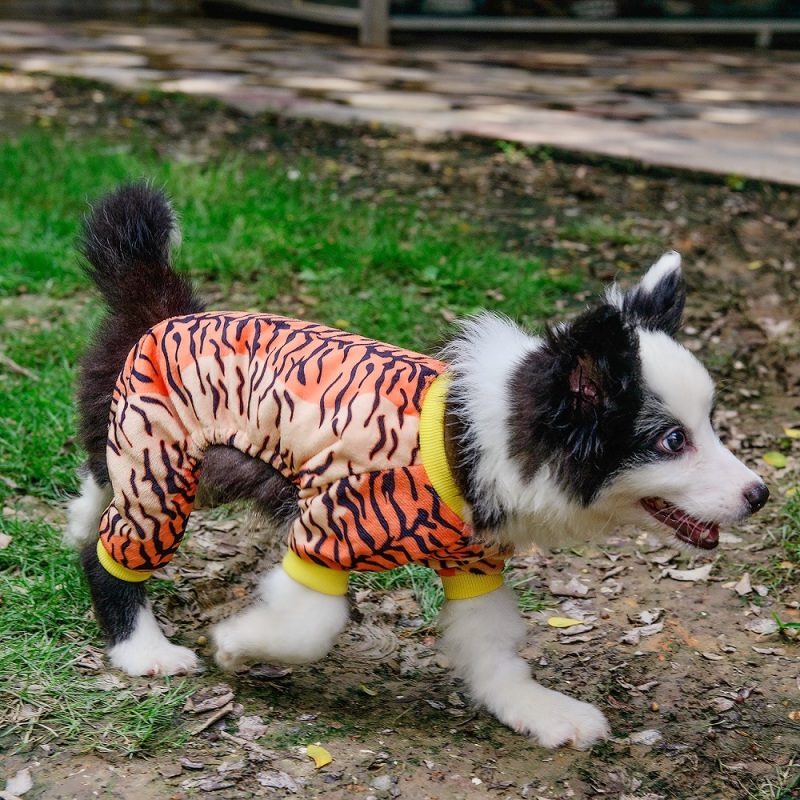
[606,251,685,337]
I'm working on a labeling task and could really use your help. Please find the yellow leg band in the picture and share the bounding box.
[439,572,504,600]
[282,551,350,596]
[96,539,153,583]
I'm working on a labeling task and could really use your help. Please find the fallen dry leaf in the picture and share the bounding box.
[746,618,779,635]
[762,451,788,468]
[248,663,293,680]
[548,576,591,597]
[620,622,664,645]
[192,776,235,792]
[257,770,302,792]
[547,616,585,628]
[184,684,235,714]
[629,608,664,626]
[621,729,663,746]
[734,573,752,596]
[237,715,268,741]
[663,564,713,582]
[710,697,736,713]
[305,744,333,769]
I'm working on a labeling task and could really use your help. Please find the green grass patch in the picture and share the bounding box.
[750,487,800,595]
[556,216,644,249]
[351,565,552,623]
[0,122,576,754]
[781,487,800,565]
[0,129,577,347]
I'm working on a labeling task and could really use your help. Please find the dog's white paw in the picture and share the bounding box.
[211,605,338,670]
[110,638,199,677]
[509,686,610,750]
[212,565,350,671]
[107,603,199,677]
[212,623,249,673]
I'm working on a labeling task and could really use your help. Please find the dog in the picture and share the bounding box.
[66,182,768,750]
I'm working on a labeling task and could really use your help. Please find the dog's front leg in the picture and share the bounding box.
[212,564,349,671]
[439,585,609,749]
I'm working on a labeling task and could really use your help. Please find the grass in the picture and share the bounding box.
[351,565,553,624]
[781,488,800,565]
[0,121,575,755]
[750,487,800,596]
[1,130,576,347]
[745,759,800,800]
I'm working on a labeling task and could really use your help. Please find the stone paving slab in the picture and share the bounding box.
[1,18,799,184]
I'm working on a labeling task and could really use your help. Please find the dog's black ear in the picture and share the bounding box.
[510,304,643,504]
[607,251,686,337]
[549,304,641,464]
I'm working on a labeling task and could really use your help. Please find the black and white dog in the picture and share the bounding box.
[67,184,768,750]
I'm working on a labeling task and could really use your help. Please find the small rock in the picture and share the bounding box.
[4,767,33,797]
[237,715,268,741]
[370,774,395,796]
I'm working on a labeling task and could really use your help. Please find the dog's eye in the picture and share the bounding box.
[659,428,686,454]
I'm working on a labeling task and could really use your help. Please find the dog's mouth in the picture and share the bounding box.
[640,497,719,550]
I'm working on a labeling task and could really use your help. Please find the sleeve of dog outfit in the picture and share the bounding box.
[96,326,204,581]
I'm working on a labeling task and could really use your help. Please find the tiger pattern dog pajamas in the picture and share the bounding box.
[96,311,510,601]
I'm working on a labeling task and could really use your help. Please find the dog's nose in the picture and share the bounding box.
[744,482,769,514]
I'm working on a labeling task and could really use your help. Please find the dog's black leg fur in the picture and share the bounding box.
[80,541,147,645]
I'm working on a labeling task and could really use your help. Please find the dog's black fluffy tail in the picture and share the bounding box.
[77,183,205,482]
[80,182,202,323]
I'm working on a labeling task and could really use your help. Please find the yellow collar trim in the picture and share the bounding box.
[419,373,466,521]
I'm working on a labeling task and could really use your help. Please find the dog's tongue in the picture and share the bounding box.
[674,517,719,550]
[642,498,719,550]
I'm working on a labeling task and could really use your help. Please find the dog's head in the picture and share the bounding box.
[507,251,768,550]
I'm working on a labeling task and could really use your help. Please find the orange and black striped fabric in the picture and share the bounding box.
[97,312,508,580]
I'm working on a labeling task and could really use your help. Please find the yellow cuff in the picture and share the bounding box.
[96,539,153,583]
[282,551,350,596]
[439,572,504,600]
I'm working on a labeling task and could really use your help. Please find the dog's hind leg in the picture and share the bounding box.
[65,467,113,550]
[212,564,349,671]
[439,585,609,750]
[80,543,199,677]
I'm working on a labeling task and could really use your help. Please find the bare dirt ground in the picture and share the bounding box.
[1,76,799,799]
